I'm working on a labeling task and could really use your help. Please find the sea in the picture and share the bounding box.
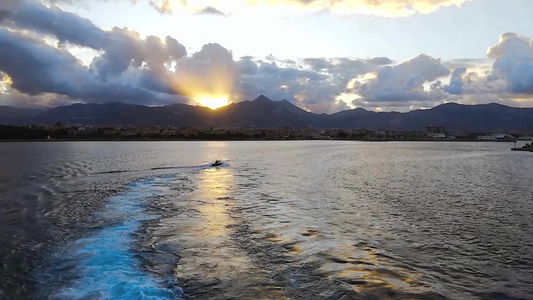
[0,141,532,300]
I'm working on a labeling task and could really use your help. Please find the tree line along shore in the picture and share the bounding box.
[0,124,529,142]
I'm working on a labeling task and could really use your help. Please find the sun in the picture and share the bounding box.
[196,95,229,109]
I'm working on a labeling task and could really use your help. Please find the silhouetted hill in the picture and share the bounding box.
[25,102,213,127]
[213,95,313,127]
[320,102,533,131]
[402,102,533,131]
[0,106,43,124]
[1,96,532,132]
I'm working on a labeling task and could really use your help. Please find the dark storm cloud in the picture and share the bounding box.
[0,28,90,96]
[0,0,24,23]
[0,10,10,22]
[0,27,180,106]
[9,2,108,49]
[0,1,191,106]
[7,2,187,81]
[237,56,258,75]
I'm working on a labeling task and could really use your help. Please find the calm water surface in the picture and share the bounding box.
[0,141,532,299]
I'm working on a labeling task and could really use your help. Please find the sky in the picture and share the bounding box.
[1,0,533,113]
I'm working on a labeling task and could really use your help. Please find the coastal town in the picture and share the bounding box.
[0,123,530,142]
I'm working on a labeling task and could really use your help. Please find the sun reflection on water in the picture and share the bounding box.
[196,167,235,237]
[168,161,288,299]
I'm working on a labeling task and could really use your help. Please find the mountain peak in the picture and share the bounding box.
[253,95,272,102]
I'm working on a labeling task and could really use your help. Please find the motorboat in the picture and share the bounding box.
[211,160,223,166]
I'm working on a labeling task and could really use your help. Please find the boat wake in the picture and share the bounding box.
[44,176,186,299]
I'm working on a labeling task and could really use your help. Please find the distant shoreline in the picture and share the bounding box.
[0,138,522,143]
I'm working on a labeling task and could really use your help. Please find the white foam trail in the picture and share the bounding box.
[55,177,183,300]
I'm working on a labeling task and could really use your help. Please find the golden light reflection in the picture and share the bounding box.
[175,162,292,297]
[197,166,235,237]
[320,246,427,295]
[196,95,229,109]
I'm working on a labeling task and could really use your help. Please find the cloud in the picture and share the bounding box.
[0,0,23,21]
[444,67,466,95]
[44,0,473,16]
[91,28,187,81]
[8,2,108,49]
[1,1,533,113]
[0,1,196,105]
[356,54,450,103]
[235,56,388,113]
[7,2,187,77]
[0,28,89,96]
[368,57,393,66]
[0,3,192,106]
[238,58,330,110]
[443,58,491,70]
[196,6,226,16]
[149,0,175,14]
[487,32,533,94]
[0,86,74,108]
[139,0,474,16]
[170,43,238,99]
[289,0,474,16]
[439,32,533,102]
[0,28,184,106]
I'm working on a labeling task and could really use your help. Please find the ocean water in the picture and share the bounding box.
[0,141,532,299]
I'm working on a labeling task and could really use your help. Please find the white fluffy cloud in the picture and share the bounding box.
[356,54,450,103]
[433,33,533,108]
[488,33,533,94]
[345,33,533,111]
[234,56,392,113]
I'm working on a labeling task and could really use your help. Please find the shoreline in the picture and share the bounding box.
[0,138,522,143]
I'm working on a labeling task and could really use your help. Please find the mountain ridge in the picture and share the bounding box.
[1,96,532,132]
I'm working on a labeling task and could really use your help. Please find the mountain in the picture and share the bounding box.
[212,95,314,127]
[0,106,43,124]
[24,102,213,127]
[402,102,533,131]
[324,102,533,131]
[1,96,532,132]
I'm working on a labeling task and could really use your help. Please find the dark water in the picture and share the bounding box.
[0,141,532,299]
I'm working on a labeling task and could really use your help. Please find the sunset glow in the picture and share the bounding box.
[1,0,533,113]
[196,96,229,109]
